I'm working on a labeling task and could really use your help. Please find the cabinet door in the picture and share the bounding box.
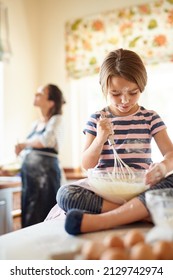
[0,189,13,235]
[0,199,6,235]
[12,190,21,231]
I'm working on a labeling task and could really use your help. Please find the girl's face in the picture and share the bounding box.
[108,76,141,116]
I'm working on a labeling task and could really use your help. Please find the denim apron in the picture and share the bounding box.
[21,127,61,227]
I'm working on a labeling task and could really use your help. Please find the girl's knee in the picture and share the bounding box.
[56,185,70,207]
[56,184,83,211]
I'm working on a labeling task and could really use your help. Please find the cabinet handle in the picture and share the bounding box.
[0,200,6,206]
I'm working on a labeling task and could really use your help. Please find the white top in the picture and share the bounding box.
[27,115,65,154]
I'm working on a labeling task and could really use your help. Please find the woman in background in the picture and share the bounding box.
[15,84,66,227]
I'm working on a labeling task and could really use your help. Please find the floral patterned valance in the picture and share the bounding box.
[65,0,173,79]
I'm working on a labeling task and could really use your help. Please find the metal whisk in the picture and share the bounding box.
[108,134,135,181]
[100,111,135,181]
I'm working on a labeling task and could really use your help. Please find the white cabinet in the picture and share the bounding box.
[0,177,21,235]
[0,197,7,235]
[0,188,13,234]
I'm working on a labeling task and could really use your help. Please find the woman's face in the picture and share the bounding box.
[33,86,53,110]
[107,76,141,116]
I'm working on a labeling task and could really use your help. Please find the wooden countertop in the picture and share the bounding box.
[0,176,21,189]
[0,167,86,189]
[64,168,86,180]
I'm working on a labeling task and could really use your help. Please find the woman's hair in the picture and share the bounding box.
[99,48,147,97]
[46,84,65,117]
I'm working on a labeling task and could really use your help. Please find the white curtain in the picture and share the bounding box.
[0,62,4,162]
[68,75,106,167]
[0,3,11,61]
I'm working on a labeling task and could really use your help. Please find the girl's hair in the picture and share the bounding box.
[99,48,147,97]
[46,84,66,117]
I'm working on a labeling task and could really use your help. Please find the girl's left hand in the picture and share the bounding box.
[145,162,167,187]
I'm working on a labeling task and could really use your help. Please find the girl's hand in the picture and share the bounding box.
[145,162,167,187]
[96,117,113,144]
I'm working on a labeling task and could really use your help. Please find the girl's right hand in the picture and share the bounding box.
[96,117,113,144]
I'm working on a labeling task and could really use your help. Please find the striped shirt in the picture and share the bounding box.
[83,106,166,170]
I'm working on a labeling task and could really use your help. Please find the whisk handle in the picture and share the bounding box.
[108,135,115,146]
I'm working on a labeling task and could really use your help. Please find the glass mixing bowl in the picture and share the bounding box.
[145,188,173,227]
[87,168,148,203]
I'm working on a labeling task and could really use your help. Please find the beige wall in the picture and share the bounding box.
[2,0,39,162]
[2,0,151,166]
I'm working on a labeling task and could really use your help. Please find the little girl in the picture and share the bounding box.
[57,49,173,234]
